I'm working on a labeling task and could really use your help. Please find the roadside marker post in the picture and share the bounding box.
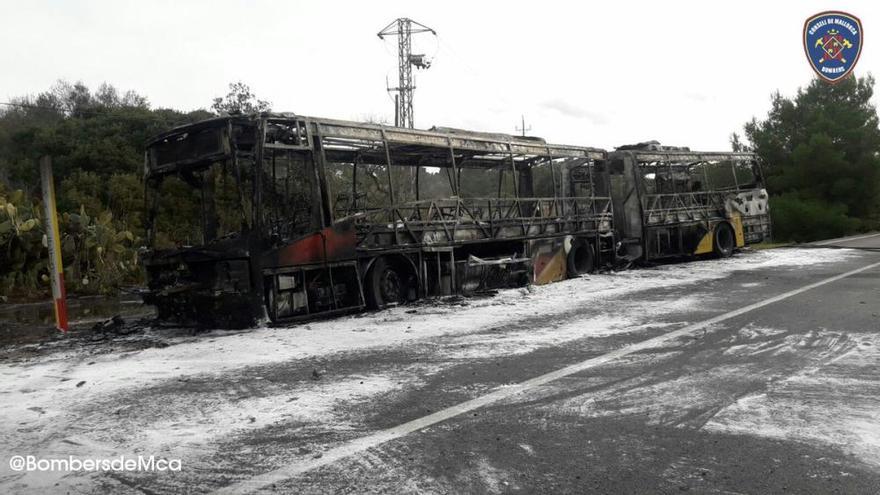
[39,155,68,332]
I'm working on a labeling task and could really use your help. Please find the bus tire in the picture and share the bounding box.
[567,240,595,277]
[713,222,735,258]
[365,257,413,309]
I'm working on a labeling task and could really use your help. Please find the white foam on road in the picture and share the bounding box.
[0,248,865,492]
[0,372,419,493]
[1,248,854,415]
[0,250,857,438]
[211,256,880,494]
[704,332,880,466]
[134,373,405,455]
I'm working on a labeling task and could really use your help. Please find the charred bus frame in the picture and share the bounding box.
[602,143,771,261]
[142,114,613,327]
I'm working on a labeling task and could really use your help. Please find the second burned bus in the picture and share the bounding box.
[601,141,770,262]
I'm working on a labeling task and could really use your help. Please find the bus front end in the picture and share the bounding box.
[142,117,263,328]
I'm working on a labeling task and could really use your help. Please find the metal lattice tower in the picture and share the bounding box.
[378,18,436,128]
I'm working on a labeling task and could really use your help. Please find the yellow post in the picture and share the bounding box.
[39,156,68,332]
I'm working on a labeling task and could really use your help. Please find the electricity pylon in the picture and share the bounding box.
[378,18,436,128]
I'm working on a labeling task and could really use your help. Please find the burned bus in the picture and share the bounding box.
[601,141,771,262]
[142,114,613,327]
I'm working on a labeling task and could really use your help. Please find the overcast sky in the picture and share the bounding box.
[1,1,876,150]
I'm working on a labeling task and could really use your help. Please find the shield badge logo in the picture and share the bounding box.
[804,11,863,84]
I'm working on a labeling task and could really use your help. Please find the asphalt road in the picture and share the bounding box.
[1,244,879,494]
[812,232,880,249]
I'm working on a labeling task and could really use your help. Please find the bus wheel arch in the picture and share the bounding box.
[713,221,736,258]
[566,239,596,277]
[364,254,419,309]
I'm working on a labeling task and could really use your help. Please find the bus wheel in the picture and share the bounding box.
[567,241,595,277]
[366,257,410,309]
[713,222,735,258]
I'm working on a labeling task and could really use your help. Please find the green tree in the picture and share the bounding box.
[0,80,213,297]
[211,82,271,115]
[742,76,880,241]
[0,80,211,188]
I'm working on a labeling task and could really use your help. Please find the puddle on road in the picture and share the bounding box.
[0,295,155,347]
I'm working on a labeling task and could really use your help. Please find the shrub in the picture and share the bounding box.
[0,184,141,300]
[769,193,860,243]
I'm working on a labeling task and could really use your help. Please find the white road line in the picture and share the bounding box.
[812,232,880,246]
[213,260,880,494]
